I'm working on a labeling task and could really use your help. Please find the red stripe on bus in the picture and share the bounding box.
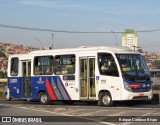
[45,77,56,100]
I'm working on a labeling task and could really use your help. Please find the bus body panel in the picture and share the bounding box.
[96,75,122,100]
[32,76,76,100]
[8,77,22,99]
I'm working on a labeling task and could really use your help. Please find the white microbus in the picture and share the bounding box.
[7,46,152,106]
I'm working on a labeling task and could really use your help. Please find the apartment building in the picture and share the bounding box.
[122,29,138,51]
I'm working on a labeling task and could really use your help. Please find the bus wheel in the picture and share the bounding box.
[97,92,113,107]
[39,92,51,105]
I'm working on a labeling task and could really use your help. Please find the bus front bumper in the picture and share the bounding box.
[121,90,152,100]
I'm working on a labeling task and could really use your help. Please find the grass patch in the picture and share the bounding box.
[0,90,5,99]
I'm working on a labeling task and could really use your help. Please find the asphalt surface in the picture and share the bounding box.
[0,99,160,125]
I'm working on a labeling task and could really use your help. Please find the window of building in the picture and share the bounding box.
[34,56,54,75]
[55,55,75,75]
[11,58,19,76]
[98,53,119,77]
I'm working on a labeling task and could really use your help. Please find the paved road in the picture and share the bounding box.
[0,99,160,125]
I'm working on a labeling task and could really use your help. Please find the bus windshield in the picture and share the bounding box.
[116,54,150,82]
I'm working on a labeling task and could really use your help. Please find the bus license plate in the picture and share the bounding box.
[139,93,144,96]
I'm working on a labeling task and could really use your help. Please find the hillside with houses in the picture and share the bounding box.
[0,42,38,77]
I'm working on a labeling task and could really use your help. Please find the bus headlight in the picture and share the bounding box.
[124,81,132,92]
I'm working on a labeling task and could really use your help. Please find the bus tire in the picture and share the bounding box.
[97,92,113,107]
[5,93,11,101]
[39,92,51,105]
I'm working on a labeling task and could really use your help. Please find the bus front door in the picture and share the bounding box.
[22,60,31,98]
[80,57,96,99]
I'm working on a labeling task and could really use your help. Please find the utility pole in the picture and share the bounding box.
[111,30,118,46]
[51,34,54,49]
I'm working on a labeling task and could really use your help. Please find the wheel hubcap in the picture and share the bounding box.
[102,95,111,105]
[41,94,47,103]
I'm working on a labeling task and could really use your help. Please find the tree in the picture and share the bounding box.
[152,60,160,69]
[0,50,6,57]
[0,71,7,78]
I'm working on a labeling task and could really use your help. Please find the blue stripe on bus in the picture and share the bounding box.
[46,76,71,100]
[57,76,71,100]
[51,77,63,100]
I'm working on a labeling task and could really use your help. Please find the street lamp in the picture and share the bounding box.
[35,37,43,49]
[111,30,118,46]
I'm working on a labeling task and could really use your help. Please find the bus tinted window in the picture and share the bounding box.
[98,53,119,76]
[34,56,54,75]
[55,55,75,75]
[11,58,19,76]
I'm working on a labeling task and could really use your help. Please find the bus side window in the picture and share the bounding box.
[98,53,119,77]
[45,66,53,75]
[34,56,54,75]
[34,66,42,75]
[55,55,75,75]
[11,58,19,76]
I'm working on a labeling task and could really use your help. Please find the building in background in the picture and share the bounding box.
[122,29,138,51]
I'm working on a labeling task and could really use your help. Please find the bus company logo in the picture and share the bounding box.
[10,79,17,83]
[37,77,45,84]
[39,77,42,81]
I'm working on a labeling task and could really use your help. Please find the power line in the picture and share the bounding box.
[1,24,160,33]
[0,24,119,33]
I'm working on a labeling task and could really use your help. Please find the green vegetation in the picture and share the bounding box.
[152,60,160,69]
[0,49,7,79]
[0,82,6,99]
[0,71,7,78]
[0,49,7,99]
[0,49,6,57]
[0,90,5,99]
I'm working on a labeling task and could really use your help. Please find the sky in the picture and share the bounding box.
[0,0,160,52]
